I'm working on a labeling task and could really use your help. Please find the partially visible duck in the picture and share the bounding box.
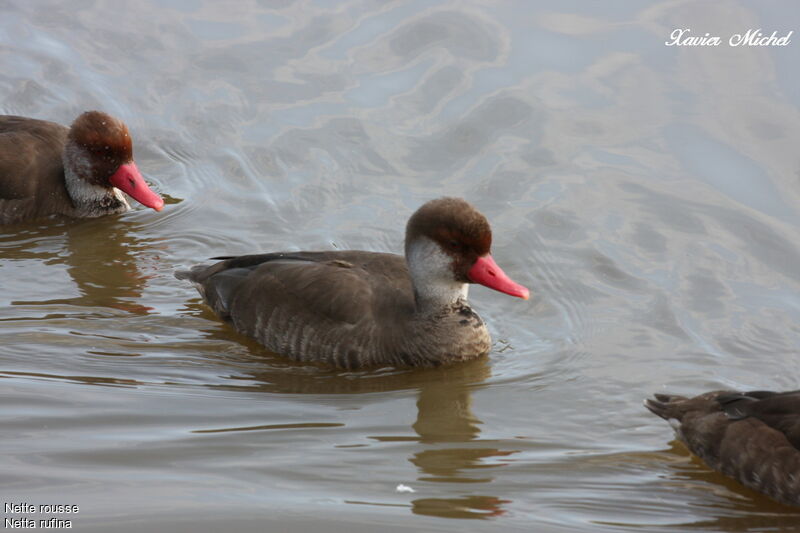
[176,197,529,369]
[0,111,164,224]
[645,389,800,507]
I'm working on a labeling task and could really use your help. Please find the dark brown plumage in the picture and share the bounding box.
[176,197,529,369]
[0,111,163,224]
[645,389,800,507]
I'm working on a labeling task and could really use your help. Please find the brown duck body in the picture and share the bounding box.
[178,251,491,369]
[177,198,529,369]
[646,390,800,507]
[0,112,163,224]
[0,116,80,223]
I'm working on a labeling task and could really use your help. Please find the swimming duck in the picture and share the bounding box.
[645,389,800,507]
[0,111,163,224]
[177,197,529,369]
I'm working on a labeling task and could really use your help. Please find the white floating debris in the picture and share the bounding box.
[395,484,415,493]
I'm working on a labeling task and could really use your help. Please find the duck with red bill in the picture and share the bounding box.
[0,110,164,224]
[176,197,529,369]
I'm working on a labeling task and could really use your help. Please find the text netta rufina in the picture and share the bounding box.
[0,111,164,224]
[645,389,800,507]
[177,197,529,369]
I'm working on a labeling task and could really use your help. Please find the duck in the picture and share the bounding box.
[0,111,164,224]
[176,197,529,369]
[645,389,800,507]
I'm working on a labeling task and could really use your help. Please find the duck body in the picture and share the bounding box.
[177,198,529,369]
[645,389,800,507]
[0,116,77,223]
[0,111,163,224]
[180,250,491,368]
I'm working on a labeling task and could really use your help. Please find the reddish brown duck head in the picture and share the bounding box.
[64,111,163,211]
[404,197,529,304]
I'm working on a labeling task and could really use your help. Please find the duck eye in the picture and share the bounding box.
[449,240,460,248]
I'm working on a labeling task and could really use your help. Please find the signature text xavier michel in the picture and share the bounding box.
[666,28,793,47]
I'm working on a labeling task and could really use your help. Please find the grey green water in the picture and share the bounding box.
[2,1,800,531]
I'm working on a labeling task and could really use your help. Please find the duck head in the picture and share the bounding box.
[404,197,529,306]
[63,111,164,212]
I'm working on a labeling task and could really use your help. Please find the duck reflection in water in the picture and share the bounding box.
[408,361,514,519]
[3,217,156,315]
[650,441,800,531]
[203,341,516,520]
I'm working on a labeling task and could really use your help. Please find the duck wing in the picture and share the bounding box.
[176,251,417,366]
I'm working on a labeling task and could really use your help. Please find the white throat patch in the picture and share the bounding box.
[406,236,469,307]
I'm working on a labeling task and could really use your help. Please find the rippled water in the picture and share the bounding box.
[2,1,800,531]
